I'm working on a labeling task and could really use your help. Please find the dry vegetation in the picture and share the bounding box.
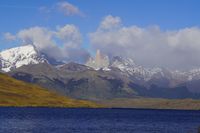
[98,98,200,110]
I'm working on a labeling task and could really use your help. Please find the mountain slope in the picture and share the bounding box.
[9,63,137,100]
[10,62,200,100]
[0,73,99,107]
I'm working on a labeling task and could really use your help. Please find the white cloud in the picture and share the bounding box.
[14,25,88,62]
[99,15,121,30]
[56,1,84,17]
[90,15,200,70]
[3,32,16,41]
[56,24,82,48]
[39,1,84,17]
[56,24,89,61]
[17,26,63,59]
[18,27,54,50]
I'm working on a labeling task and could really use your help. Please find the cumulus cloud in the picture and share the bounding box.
[56,1,84,17]
[3,32,16,41]
[39,1,84,17]
[89,15,200,70]
[18,27,54,50]
[56,24,89,61]
[56,24,82,48]
[99,15,122,30]
[11,25,88,62]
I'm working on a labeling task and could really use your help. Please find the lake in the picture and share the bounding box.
[0,107,199,133]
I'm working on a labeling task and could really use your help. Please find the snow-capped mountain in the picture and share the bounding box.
[0,45,47,72]
[2,45,200,89]
[85,50,200,88]
[109,56,200,87]
[86,53,167,81]
[2,46,200,99]
[110,56,164,81]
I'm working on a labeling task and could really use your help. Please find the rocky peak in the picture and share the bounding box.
[86,49,109,70]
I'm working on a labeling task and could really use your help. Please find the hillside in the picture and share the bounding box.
[0,73,99,108]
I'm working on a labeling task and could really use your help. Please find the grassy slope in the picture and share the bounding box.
[0,73,99,108]
[98,98,200,110]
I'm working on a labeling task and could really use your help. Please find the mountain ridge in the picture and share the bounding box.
[9,62,200,100]
[1,45,200,83]
[85,50,200,93]
[1,45,200,100]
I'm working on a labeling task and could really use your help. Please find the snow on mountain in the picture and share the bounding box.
[187,68,200,80]
[85,51,164,81]
[85,50,200,84]
[0,45,47,72]
[110,56,200,83]
[110,56,200,89]
[110,56,164,81]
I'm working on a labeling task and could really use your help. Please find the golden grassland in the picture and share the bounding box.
[98,98,200,110]
[0,73,100,108]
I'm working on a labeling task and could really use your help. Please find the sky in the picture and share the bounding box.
[0,0,200,70]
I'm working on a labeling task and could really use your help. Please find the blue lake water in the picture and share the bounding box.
[0,107,199,133]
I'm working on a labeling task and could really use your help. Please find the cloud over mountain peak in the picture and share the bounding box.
[90,15,200,70]
[4,25,89,63]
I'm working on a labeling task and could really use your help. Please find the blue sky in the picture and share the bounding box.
[0,0,200,49]
[1,0,200,69]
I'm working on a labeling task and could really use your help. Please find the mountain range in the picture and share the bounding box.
[1,45,200,100]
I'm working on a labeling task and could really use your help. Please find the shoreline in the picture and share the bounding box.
[0,105,200,111]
